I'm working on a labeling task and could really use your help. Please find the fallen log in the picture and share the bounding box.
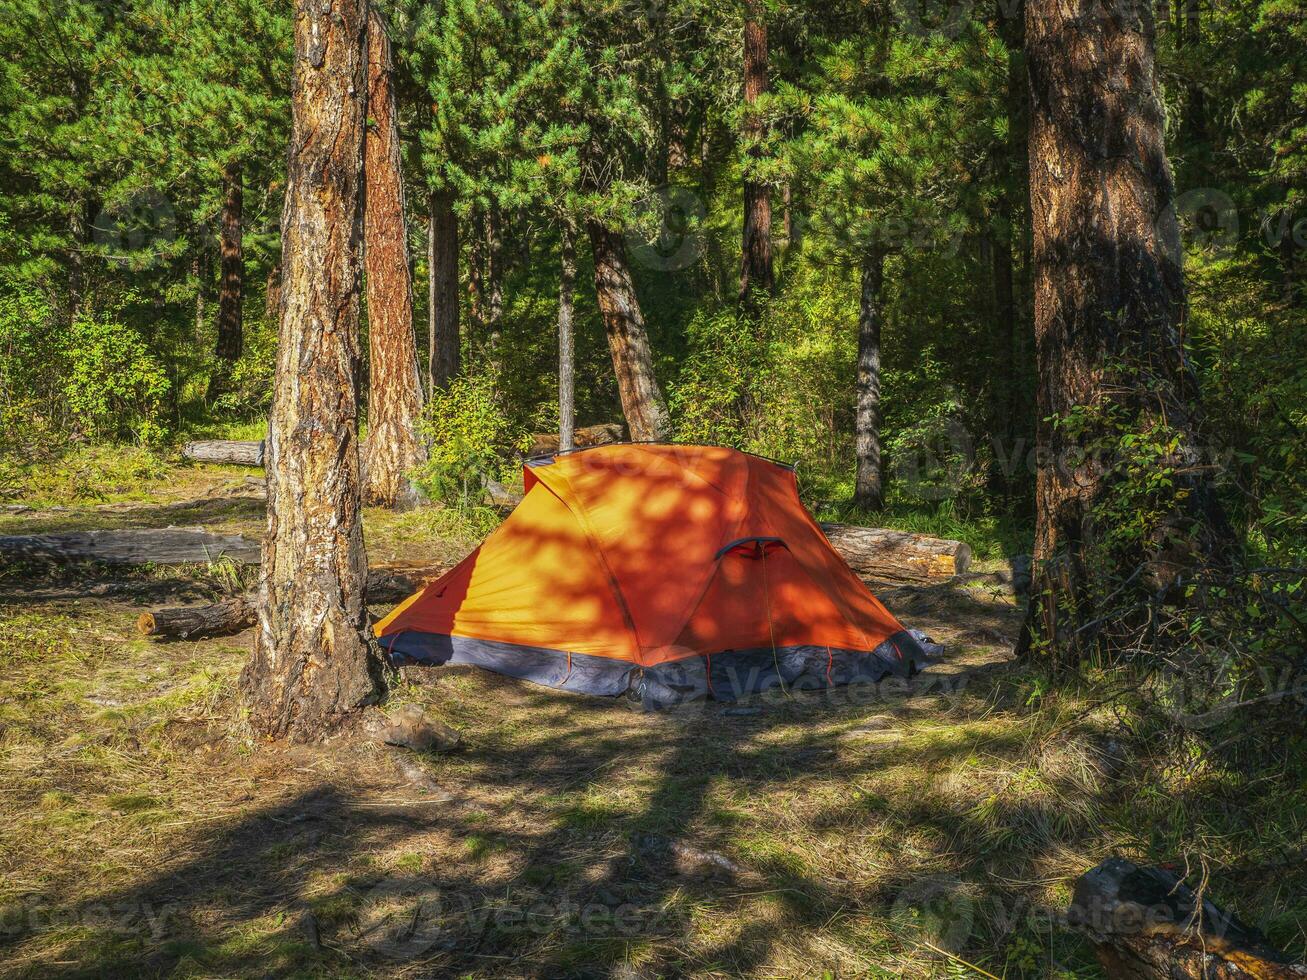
[0,526,260,566]
[137,564,443,640]
[1068,857,1307,979]
[819,523,970,582]
[182,440,265,466]
[528,422,625,457]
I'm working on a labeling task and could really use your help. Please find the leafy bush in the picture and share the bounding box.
[210,313,277,420]
[0,280,170,450]
[414,368,528,510]
[62,311,170,444]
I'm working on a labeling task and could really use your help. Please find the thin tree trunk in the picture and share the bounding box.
[265,262,281,320]
[240,0,384,741]
[361,7,424,509]
[1181,0,1207,161]
[586,220,671,442]
[192,241,209,343]
[206,163,244,401]
[216,163,244,364]
[740,0,773,308]
[428,191,459,390]
[484,207,504,357]
[558,219,577,451]
[468,215,485,345]
[1024,0,1234,659]
[854,251,885,511]
[1282,220,1299,306]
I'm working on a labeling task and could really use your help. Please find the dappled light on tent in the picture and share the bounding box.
[375,444,928,705]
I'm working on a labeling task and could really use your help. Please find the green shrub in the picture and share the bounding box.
[0,280,170,450]
[414,369,528,510]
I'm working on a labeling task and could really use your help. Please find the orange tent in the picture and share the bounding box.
[375,444,928,705]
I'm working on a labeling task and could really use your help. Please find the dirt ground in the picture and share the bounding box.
[1,466,1132,979]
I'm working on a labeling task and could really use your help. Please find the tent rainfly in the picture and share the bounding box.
[375,444,930,706]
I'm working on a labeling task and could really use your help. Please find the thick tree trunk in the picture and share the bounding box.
[854,251,885,511]
[739,0,774,308]
[240,0,384,741]
[558,219,577,451]
[360,8,425,509]
[586,220,671,442]
[428,190,460,390]
[1024,0,1234,658]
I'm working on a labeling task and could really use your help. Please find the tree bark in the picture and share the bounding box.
[854,251,885,511]
[1025,0,1234,658]
[182,439,265,466]
[1068,857,1307,979]
[215,162,244,365]
[739,0,774,308]
[483,207,505,355]
[192,240,210,343]
[819,523,971,582]
[0,527,260,565]
[240,0,384,741]
[360,7,425,509]
[138,565,444,641]
[428,190,460,390]
[586,220,671,442]
[558,219,577,451]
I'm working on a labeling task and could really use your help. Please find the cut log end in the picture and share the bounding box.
[136,612,157,635]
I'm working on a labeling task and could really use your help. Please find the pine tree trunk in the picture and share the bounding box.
[1024,0,1234,659]
[558,219,577,451]
[360,7,424,509]
[206,163,244,402]
[428,190,460,391]
[586,220,671,442]
[192,241,209,343]
[216,163,244,364]
[484,207,504,356]
[240,0,384,741]
[739,0,773,308]
[854,251,885,511]
[265,262,281,320]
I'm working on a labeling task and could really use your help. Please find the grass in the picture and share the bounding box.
[1,461,1304,978]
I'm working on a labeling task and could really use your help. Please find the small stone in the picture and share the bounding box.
[366,704,461,753]
[393,756,454,801]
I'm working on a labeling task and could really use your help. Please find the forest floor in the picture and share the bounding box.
[1,462,1303,978]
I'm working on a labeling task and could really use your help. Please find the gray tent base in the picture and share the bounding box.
[382,630,930,709]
